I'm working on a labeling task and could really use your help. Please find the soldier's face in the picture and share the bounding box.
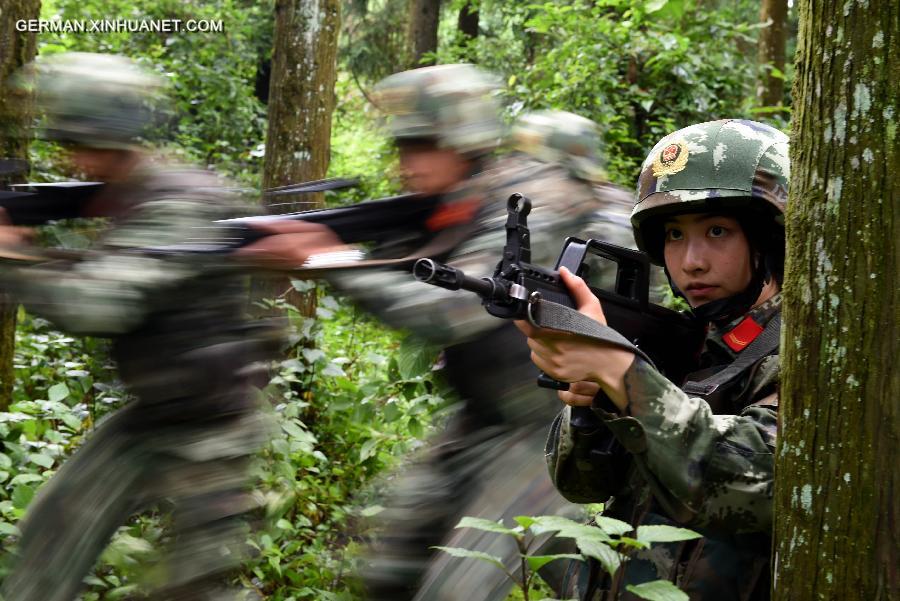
[663,213,753,308]
[67,147,139,181]
[398,145,472,195]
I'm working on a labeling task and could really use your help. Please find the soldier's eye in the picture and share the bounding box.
[665,228,683,241]
[708,225,727,238]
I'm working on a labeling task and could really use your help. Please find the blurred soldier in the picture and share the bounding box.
[240,66,634,601]
[510,109,634,249]
[0,53,277,601]
[520,119,788,600]
[511,110,668,302]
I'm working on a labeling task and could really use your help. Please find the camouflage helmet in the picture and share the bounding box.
[631,119,789,265]
[27,52,164,149]
[373,64,503,157]
[511,110,606,182]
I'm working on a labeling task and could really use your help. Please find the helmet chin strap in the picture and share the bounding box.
[666,258,769,326]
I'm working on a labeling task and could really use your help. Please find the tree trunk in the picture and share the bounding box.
[756,0,788,107]
[0,0,41,410]
[407,0,441,67]
[259,0,340,313]
[774,1,899,599]
[457,1,478,40]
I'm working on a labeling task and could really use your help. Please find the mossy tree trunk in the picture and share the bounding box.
[756,0,788,107]
[0,0,41,410]
[407,0,440,67]
[774,1,899,599]
[259,0,340,316]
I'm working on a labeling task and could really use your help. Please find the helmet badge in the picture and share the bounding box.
[652,141,689,177]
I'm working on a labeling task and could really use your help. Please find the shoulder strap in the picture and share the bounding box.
[681,313,781,397]
[526,298,656,368]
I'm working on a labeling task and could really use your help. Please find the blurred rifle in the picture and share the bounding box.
[414,193,705,388]
[0,159,461,260]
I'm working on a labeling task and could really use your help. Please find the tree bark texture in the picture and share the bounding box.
[757,0,789,107]
[260,0,340,314]
[0,0,41,410]
[406,0,440,67]
[457,0,478,40]
[774,1,899,599]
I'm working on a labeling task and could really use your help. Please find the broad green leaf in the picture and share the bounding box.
[613,536,648,549]
[432,546,505,570]
[321,362,346,377]
[636,525,702,544]
[594,515,634,536]
[12,485,34,509]
[530,516,611,542]
[60,413,83,431]
[29,453,55,469]
[301,348,326,363]
[644,0,669,12]
[48,383,70,403]
[456,516,520,537]
[0,453,11,469]
[360,505,384,517]
[526,553,584,572]
[626,580,689,601]
[281,421,316,444]
[290,279,316,293]
[9,473,44,486]
[577,538,621,577]
[0,521,20,536]
[359,438,378,461]
[514,515,536,529]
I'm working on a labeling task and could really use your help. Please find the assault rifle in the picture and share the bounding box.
[0,158,365,227]
[0,159,458,262]
[414,193,704,388]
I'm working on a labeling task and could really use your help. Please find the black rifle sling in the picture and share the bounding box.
[527,298,655,368]
[681,313,781,397]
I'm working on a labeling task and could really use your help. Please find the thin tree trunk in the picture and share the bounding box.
[0,0,42,410]
[774,1,899,599]
[259,0,340,314]
[457,1,478,40]
[407,0,441,67]
[757,0,788,107]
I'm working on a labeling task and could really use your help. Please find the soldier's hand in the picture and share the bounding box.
[0,208,35,247]
[515,267,633,412]
[559,381,601,407]
[236,220,349,269]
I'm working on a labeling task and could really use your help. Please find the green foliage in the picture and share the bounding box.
[436,514,700,601]
[434,0,786,187]
[37,0,273,184]
[238,288,450,598]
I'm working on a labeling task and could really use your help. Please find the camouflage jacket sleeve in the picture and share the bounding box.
[329,157,600,345]
[0,194,232,336]
[548,356,778,532]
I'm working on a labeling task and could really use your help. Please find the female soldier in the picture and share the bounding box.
[517,119,788,600]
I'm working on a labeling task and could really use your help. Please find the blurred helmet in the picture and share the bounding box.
[373,64,503,157]
[511,110,606,182]
[631,119,789,322]
[27,52,164,149]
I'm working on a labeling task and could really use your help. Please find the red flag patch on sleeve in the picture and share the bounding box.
[426,197,481,231]
[723,316,764,352]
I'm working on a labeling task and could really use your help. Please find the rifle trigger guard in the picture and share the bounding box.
[526,291,542,327]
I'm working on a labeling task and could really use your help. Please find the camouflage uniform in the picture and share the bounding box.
[547,120,789,600]
[328,67,636,601]
[0,54,276,601]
